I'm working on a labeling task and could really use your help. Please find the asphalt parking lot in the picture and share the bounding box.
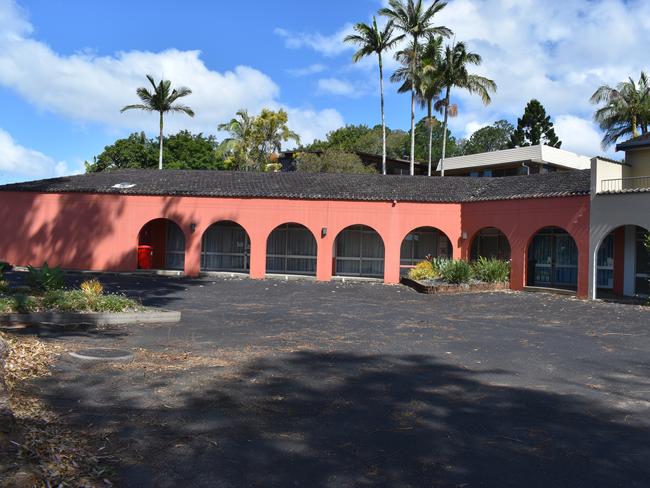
[13,274,650,487]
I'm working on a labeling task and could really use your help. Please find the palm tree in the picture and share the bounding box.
[344,17,402,175]
[418,36,444,176]
[590,72,650,148]
[436,42,496,176]
[121,75,194,170]
[218,109,256,170]
[380,0,451,175]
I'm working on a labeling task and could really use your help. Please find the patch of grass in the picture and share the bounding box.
[0,290,141,313]
[471,257,511,283]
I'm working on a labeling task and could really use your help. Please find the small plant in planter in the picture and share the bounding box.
[26,262,65,293]
[471,257,511,283]
[439,259,472,284]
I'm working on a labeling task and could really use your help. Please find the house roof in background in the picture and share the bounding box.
[437,145,592,172]
[615,133,650,152]
[0,169,592,203]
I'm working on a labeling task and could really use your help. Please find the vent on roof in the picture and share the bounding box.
[112,182,136,189]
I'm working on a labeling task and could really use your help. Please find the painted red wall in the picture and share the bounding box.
[460,196,591,297]
[0,191,591,296]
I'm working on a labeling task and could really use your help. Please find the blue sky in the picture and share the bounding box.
[0,0,648,183]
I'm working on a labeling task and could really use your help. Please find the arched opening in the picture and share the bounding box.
[266,223,317,276]
[334,225,384,278]
[595,225,649,298]
[137,218,185,271]
[201,221,250,272]
[527,226,578,289]
[470,227,511,261]
[400,227,452,275]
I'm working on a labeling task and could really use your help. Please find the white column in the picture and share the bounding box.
[624,225,636,296]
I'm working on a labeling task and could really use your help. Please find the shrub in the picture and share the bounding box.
[80,279,104,297]
[0,262,12,273]
[439,259,472,284]
[0,280,9,294]
[12,294,38,313]
[472,257,511,283]
[408,260,437,281]
[26,262,65,293]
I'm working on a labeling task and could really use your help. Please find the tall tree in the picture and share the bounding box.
[462,120,514,155]
[392,36,444,176]
[380,0,451,175]
[590,72,650,148]
[509,99,561,148]
[121,75,194,170]
[218,109,256,170]
[344,17,402,175]
[295,149,377,174]
[435,41,496,176]
[219,108,299,171]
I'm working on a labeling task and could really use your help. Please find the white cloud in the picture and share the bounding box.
[0,0,344,154]
[432,0,650,151]
[287,63,327,76]
[554,114,609,157]
[274,25,355,57]
[317,77,364,97]
[0,128,80,179]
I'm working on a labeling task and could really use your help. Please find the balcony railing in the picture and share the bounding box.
[600,175,650,193]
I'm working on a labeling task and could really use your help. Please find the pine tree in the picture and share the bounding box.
[509,99,561,148]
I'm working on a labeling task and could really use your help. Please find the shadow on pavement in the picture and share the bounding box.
[33,350,650,487]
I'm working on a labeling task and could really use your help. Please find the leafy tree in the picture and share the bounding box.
[590,72,650,148]
[436,41,496,175]
[306,125,373,153]
[161,131,223,170]
[85,131,225,172]
[85,132,157,172]
[295,149,377,174]
[462,120,514,155]
[121,75,195,170]
[417,35,444,175]
[345,17,402,175]
[413,116,459,162]
[219,108,299,171]
[509,99,561,148]
[380,0,451,175]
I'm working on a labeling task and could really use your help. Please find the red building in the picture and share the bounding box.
[0,169,591,296]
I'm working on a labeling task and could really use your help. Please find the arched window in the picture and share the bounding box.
[266,224,317,275]
[334,225,384,278]
[470,227,511,261]
[400,227,452,274]
[201,221,250,272]
[527,227,578,289]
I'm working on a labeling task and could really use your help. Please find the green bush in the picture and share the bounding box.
[11,294,38,313]
[439,259,472,284]
[472,257,511,283]
[408,260,437,281]
[0,262,12,274]
[0,280,9,294]
[26,262,65,293]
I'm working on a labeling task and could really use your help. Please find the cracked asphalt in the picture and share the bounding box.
[10,273,650,487]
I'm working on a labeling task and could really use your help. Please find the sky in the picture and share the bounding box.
[0,0,648,184]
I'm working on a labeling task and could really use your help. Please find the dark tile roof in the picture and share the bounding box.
[616,133,650,152]
[0,169,592,203]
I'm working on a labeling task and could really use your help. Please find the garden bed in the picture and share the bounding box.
[401,277,509,295]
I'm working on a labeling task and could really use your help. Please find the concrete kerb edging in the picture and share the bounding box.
[0,309,181,327]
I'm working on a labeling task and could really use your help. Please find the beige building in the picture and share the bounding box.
[589,133,650,299]
[437,144,591,177]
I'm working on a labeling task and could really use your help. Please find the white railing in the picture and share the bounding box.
[600,176,650,193]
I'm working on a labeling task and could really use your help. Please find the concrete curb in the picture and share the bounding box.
[401,277,510,295]
[0,308,181,326]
